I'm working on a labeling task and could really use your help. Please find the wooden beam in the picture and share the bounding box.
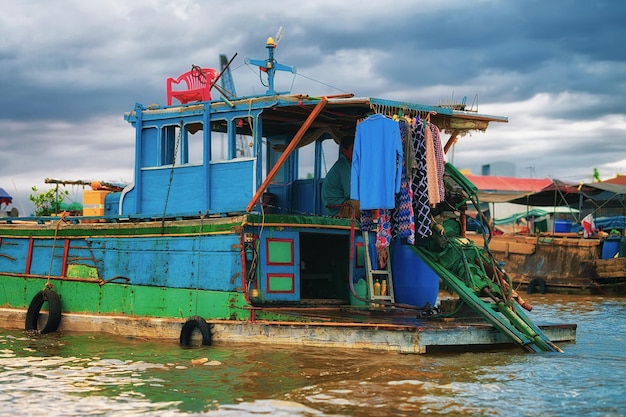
[443,129,460,154]
[245,97,328,213]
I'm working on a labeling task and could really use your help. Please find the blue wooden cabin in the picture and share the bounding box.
[115,97,360,218]
[112,95,501,220]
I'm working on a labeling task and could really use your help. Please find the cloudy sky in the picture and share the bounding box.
[1,0,625,213]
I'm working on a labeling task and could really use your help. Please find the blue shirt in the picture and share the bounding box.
[322,153,351,216]
[351,114,403,209]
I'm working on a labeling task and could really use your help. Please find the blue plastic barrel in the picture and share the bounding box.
[391,239,439,308]
[554,220,571,233]
[601,238,620,259]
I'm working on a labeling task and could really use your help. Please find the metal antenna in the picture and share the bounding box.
[275,26,284,45]
[244,32,296,95]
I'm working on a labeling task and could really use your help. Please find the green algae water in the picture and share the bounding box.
[0,294,625,417]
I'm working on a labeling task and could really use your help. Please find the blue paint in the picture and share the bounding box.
[601,238,620,259]
[554,220,571,233]
[257,230,300,302]
[88,235,241,291]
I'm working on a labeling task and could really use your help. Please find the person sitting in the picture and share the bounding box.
[322,135,360,218]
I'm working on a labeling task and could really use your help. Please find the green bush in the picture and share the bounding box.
[29,186,69,216]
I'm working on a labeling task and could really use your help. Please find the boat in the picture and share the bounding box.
[0,36,575,353]
[0,188,18,218]
[465,175,626,295]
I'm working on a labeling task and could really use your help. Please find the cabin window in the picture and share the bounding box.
[234,117,254,158]
[265,137,287,183]
[185,122,203,165]
[297,141,315,180]
[320,138,339,178]
[210,117,254,162]
[140,124,202,168]
[161,124,178,165]
[140,127,159,167]
[261,136,267,181]
[211,126,228,162]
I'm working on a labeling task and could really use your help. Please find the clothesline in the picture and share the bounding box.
[370,103,437,122]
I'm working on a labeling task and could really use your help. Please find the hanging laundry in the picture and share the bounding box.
[581,214,596,238]
[351,114,403,210]
[392,121,415,244]
[410,119,433,238]
[424,122,440,207]
[393,164,415,244]
[359,209,392,268]
[376,209,392,268]
[429,123,446,202]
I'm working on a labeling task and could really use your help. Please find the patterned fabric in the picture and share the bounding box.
[424,123,440,207]
[410,119,432,238]
[360,209,375,232]
[359,209,391,269]
[392,143,415,244]
[400,120,415,181]
[375,209,391,268]
[359,209,392,247]
[376,209,392,249]
[430,123,446,202]
[393,167,415,244]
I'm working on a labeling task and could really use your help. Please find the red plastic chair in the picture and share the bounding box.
[166,67,218,105]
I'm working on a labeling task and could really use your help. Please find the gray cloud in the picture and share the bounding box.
[1,0,626,212]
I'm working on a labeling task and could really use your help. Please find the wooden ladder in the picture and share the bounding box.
[362,231,395,304]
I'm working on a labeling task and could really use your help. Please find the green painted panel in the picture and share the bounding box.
[55,280,102,313]
[133,286,170,317]
[267,239,293,264]
[163,289,195,317]
[194,290,249,320]
[0,274,250,321]
[24,281,51,308]
[100,285,133,316]
[268,274,294,292]
[0,277,27,307]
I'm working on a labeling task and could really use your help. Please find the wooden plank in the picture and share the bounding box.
[467,235,536,255]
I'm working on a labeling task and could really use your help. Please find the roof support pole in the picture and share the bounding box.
[443,129,460,155]
[245,97,328,213]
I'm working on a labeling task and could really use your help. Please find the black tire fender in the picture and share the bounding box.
[179,316,212,346]
[25,288,62,334]
[526,278,547,294]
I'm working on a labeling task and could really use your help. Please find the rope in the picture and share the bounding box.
[192,215,204,314]
[99,276,130,286]
[190,64,207,83]
[161,122,183,233]
[45,212,70,290]
[293,72,351,94]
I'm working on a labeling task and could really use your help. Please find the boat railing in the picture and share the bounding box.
[0,211,248,225]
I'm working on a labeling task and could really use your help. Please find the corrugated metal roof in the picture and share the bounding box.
[465,175,553,203]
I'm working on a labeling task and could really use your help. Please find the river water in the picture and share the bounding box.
[0,293,624,417]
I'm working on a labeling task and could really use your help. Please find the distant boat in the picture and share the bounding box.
[0,187,12,206]
[465,176,626,295]
[0,187,18,218]
[0,36,572,353]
